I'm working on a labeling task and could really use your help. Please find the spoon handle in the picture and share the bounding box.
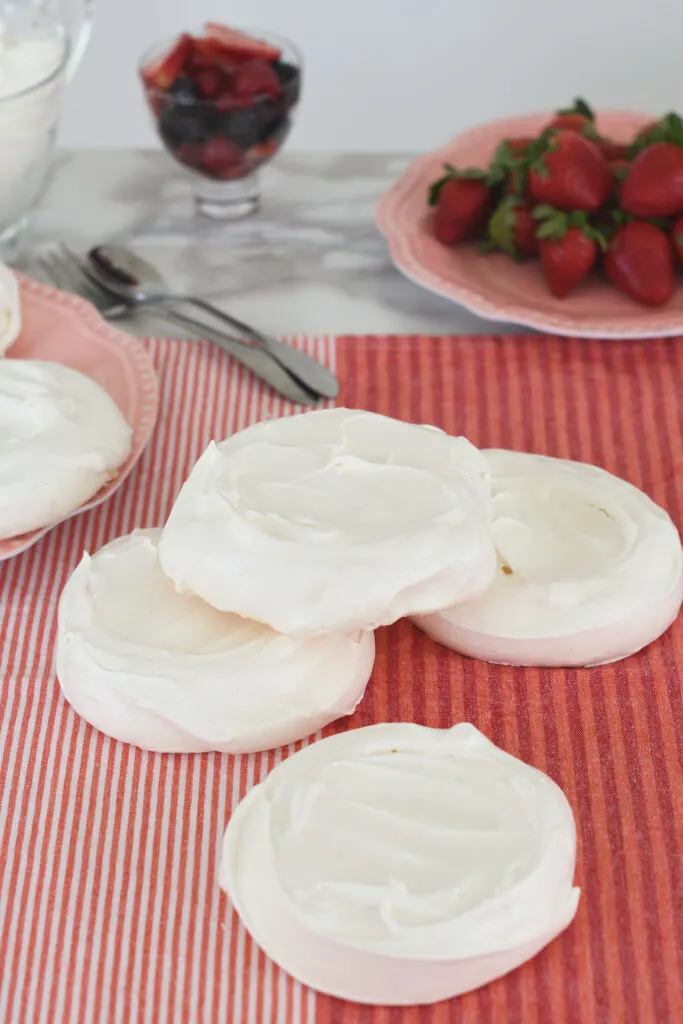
[159,306,319,407]
[180,296,340,401]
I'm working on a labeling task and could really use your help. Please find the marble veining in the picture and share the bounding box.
[21,150,521,337]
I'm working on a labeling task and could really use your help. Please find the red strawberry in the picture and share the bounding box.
[429,170,493,245]
[188,37,236,74]
[141,33,192,90]
[232,59,281,100]
[671,216,683,265]
[487,196,537,259]
[630,113,683,157]
[487,138,533,196]
[201,137,243,178]
[505,137,534,156]
[620,142,683,217]
[598,139,630,162]
[605,221,674,306]
[193,66,228,100]
[203,23,281,63]
[535,207,604,297]
[549,112,592,134]
[528,131,611,212]
[547,98,595,135]
[609,158,630,180]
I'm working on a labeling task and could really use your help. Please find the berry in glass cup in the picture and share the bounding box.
[140,24,301,213]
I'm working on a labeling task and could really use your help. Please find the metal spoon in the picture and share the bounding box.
[50,245,319,405]
[86,245,340,401]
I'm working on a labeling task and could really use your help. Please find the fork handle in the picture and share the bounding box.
[156,306,319,406]
[178,296,340,400]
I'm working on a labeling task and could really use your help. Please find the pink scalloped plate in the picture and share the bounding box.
[376,110,683,339]
[0,275,159,560]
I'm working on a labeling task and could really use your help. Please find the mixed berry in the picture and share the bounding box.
[140,23,301,181]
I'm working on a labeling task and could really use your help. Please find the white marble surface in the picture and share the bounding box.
[23,149,520,337]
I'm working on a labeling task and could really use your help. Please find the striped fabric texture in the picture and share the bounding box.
[0,333,681,1024]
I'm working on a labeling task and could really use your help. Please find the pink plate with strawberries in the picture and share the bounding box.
[1,276,159,560]
[377,110,683,338]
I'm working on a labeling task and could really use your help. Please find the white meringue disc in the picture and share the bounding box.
[158,408,496,634]
[56,529,375,753]
[0,359,132,539]
[414,450,683,667]
[0,263,20,354]
[220,722,580,1005]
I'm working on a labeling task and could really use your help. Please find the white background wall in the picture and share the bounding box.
[60,0,682,151]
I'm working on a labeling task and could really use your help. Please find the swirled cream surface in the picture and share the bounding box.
[415,450,683,666]
[0,263,20,354]
[158,409,496,634]
[221,723,579,1004]
[0,23,67,228]
[0,359,131,539]
[56,530,375,753]
[0,22,66,99]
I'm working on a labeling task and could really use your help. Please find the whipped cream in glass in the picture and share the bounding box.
[0,17,67,254]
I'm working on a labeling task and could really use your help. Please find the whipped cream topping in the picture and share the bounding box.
[415,450,683,666]
[0,23,66,99]
[0,263,20,354]
[221,723,579,1002]
[0,359,132,539]
[0,21,67,233]
[56,530,375,753]
[158,409,496,634]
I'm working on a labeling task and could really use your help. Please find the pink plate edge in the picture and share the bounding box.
[376,110,683,340]
[0,275,160,560]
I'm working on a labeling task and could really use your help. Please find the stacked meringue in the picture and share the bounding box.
[0,265,133,540]
[55,405,683,1005]
[56,408,497,753]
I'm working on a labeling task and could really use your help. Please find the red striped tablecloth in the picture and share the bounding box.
[0,334,681,1024]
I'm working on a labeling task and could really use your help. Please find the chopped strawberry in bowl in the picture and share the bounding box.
[139,24,302,218]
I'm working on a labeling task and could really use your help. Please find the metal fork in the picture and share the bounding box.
[35,245,320,406]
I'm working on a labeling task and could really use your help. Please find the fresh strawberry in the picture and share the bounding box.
[620,142,683,217]
[141,33,192,90]
[201,137,243,178]
[203,23,281,63]
[598,139,630,162]
[429,167,493,245]
[629,112,683,157]
[671,216,683,265]
[609,158,630,180]
[547,97,596,135]
[174,143,205,172]
[232,59,281,100]
[528,130,611,212]
[534,206,605,297]
[187,37,236,74]
[605,221,675,306]
[487,138,533,196]
[193,66,228,100]
[505,137,535,156]
[486,196,537,259]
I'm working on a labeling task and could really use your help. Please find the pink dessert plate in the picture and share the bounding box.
[376,110,683,339]
[1,275,159,560]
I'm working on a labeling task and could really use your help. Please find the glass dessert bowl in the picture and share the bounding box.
[139,24,302,219]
